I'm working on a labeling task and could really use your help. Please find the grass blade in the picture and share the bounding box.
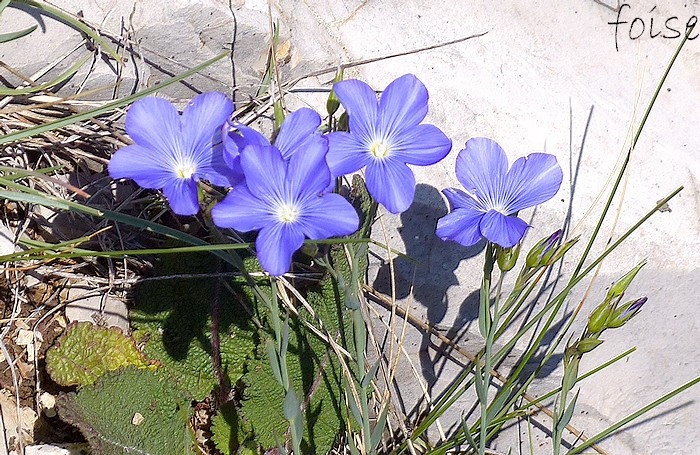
[0,54,90,95]
[0,24,37,43]
[11,0,121,63]
[566,376,700,454]
[0,51,227,145]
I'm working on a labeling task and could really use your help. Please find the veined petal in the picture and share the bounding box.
[502,153,563,214]
[479,209,529,248]
[333,79,377,139]
[108,144,174,189]
[239,145,287,200]
[299,193,359,239]
[442,187,484,211]
[196,143,242,187]
[181,92,234,158]
[391,124,451,166]
[274,108,321,159]
[256,222,305,276]
[211,185,274,232]
[365,158,415,214]
[125,97,182,156]
[162,178,199,216]
[456,137,508,207]
[286,135,331,197]
[326,132,372,176]
[222,120,269,170]
[377,74,428,135]
[436,207,485,247]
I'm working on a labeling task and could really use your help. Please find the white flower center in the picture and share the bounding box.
[369,140,390,159]
[277,203,300,223]
[175,163,196,179]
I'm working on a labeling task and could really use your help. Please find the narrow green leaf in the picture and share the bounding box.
[556,389,579,432]
[0,54,90,95]
[566,376,700,454]
[283,388,299,421]
[266,340,283,386]
[0,0,12,14]
[348,434,361,455]
[370,403,389,451]
[474,365,486,404]
[361,359,380,389]
[345,384,363,427]
[460,415,479,451]
[487,387,513,423]
[0,24,37,43]
[12,0,121,64]
[272,431,288,455]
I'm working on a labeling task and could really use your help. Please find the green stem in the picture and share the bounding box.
[352,308,372,454]
[478,243,496,454]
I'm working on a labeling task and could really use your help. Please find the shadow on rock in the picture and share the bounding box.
[373,184,485,397]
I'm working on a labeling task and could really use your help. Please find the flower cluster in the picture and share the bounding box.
[109,75,563,275]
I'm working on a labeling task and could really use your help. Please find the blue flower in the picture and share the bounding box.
[109,92,236,216]
[221,107,322,181]
[327,74,452,213]
[436,137,563,248]
[211,139,359,276]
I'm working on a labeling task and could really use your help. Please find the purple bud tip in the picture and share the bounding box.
[623,297,648,317]
[540,229,563,258]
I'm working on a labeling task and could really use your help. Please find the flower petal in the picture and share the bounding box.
[286,135,331,197]
[181,92,234,157]
[365,158,415,214]
[211,185,274,232]
[256,222,305,276]
[274,108,321,159]
[502,153,563,214]
[125,97,182,155]
[326,132,371,177]
[333,79,377,139]
[436,207,485,247]
[197,143,243,187]
[221,120,269,174]
[162,178,199,216]
[108,144,174,189]
[299,193,359,239]
[478,209,529,248]
[239,145,287,200]
[442,187,484,211]
[377,74,428,135]
[391,124,451,166]
[455,137,508,206]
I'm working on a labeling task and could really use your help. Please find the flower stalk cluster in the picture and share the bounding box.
[553,260,648,455]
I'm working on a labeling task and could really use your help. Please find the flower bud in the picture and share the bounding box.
[575,337,604,354]
[525,230,562,268]
[607,260,646,300]
[326,67,344,117]
[607,297,647,328]
[273,99,285,133]
[300,242,319,259]
[587,301,612,334]
[337,112,349,132]
[543,235,580,266]
[497,243,521,272]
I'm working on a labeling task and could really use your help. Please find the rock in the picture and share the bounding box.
[0,222,17,256]
[38,392,57,418]
[0,390,38,455]
[64,289,129,333]
[25,445,89,455]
